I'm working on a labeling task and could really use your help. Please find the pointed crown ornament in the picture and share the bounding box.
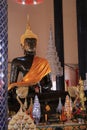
[20,15,38,46]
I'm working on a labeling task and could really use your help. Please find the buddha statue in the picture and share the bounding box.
[8,18,52,112]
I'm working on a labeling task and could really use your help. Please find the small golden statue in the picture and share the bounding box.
[68,77,86,111]
[78,77,86,110]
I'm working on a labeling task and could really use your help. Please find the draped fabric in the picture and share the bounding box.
[8,56,51,90]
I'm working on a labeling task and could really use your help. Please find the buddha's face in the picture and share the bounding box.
[23,38,37,55]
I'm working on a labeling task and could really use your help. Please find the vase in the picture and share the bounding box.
[77,118,82,123]
[56,97,62,114]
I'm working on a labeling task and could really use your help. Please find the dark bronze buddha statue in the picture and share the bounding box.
[8,20,52,112]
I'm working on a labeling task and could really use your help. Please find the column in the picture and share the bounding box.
[0,0,8,129]
[54,0,65,91]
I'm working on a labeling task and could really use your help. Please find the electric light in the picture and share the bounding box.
[15,0,44,5]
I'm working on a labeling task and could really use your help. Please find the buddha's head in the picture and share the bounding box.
[20,18,38,55]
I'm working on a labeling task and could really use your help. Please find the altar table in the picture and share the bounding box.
[36,122,87,130]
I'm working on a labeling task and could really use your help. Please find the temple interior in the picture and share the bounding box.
[0,0,87,129]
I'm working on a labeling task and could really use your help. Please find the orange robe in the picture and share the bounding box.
[8,56,51,90]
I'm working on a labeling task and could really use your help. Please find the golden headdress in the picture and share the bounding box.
[20,15,38,46]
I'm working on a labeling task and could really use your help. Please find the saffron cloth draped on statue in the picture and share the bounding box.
[8,56,51,90]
